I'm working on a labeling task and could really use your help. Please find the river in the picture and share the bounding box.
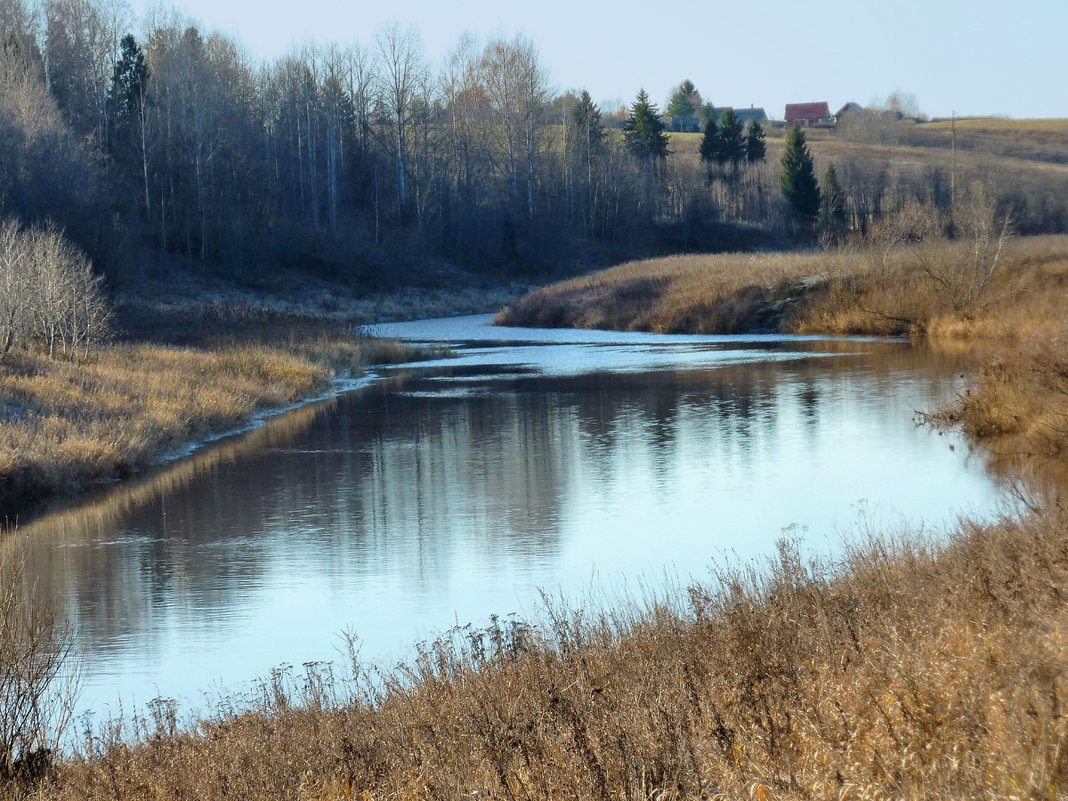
[10,315,1011,719]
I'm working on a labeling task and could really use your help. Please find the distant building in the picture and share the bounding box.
[785,102,832,127]
[834,102,866,122]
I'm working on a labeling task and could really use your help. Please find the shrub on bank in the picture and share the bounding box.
[0,220,110,360]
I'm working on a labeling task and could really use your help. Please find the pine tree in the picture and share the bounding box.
[819,162,848,241]
[780,124,821,224]
[665,79,698,119]
[699,116,721,166]
[105,33,151,215]
[567,90,605,160]
[745,120,766,163]
[623,89,669,161]
[719,108,745,167]
[107,34,148,126]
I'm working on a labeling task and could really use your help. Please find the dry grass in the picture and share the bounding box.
[0,344,330,518]
[6,505,1064,801]
[498,234,1068,336]
[0,319,430,521]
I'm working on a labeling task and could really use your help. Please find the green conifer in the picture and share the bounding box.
[819,162,849,241]
[719,108,746,167]
[623,89,670,160]
[745,120,766,163]
[780,124,821,224]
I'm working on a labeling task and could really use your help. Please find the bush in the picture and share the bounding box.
[0,553,77,786]
[0,219,111,359]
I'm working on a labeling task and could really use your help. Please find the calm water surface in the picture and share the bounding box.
[12,315,1009,717]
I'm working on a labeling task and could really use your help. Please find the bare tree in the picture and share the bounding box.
[0,220,110,358]
[478,33,550,234]
[865,184,1012,312]
[375,22,427,220]
[43,0,130,140]
[0,220,30,354]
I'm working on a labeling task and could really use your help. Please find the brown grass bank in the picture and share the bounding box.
[7,506,1065,801]
[495,235,1068,338]
[0,320,423,524]
[495,234,1068,464]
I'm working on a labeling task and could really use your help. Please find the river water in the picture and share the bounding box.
[10,315,1010,718]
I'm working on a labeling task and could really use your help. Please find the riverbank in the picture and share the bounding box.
[494,235,1068,339]
[0,262,544,523]
[15,500,1066,800]
[0,299,443,525]
[498,234,1068,462]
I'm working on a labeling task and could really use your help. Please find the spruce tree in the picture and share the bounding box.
[106,34,148,148]
[699,116,721,166]
[745,120,766,163]
[623,89,670,161]
[780,124,821,224]
[819,162,849,241]
[719,108,746,167]
[568,90,605,159]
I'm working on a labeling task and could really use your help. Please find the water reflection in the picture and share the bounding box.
[8,319,1013,715]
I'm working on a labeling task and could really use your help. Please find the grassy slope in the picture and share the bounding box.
[497,235,1067,331]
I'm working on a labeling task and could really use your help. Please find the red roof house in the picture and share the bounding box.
[784,102,831,126]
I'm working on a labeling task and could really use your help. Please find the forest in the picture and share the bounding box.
[3,0,1066,299]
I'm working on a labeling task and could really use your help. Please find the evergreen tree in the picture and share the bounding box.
[105,33,151,216]
[567,89,605,160]
[565,89,606,231]
[107,34,148,123]
[745,120,766,163]
[719,108,746,167]
[819,162,849,241]
[623,89,669,160]
[699,116,721,167]
[665,79,698,119]
[780,124,821,224]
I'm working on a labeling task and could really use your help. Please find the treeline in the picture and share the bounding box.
[0,0,1065,291]
[2,0,725,286]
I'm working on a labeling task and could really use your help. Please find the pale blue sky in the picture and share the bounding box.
[133,0,1067,119]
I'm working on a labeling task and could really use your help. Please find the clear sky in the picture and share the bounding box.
[131,0,1067,120]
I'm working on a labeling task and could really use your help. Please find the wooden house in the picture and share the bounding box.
[784,102,832,127]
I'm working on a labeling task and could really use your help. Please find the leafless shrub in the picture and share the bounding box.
[862,185,1012,314]
[0,220,30,354]
[0,552,78,787]
[0,219,111,359]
